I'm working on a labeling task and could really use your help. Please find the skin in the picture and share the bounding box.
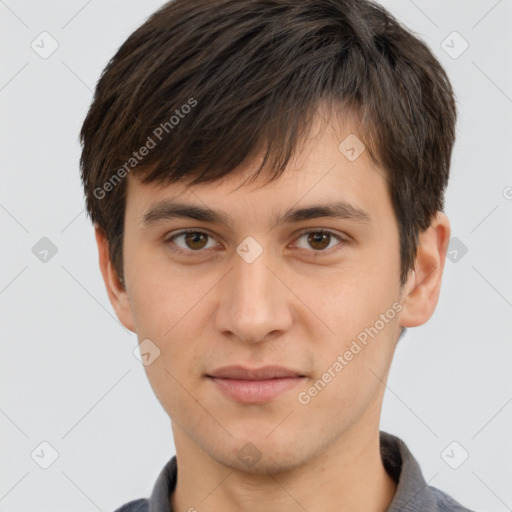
[95,112,451,512]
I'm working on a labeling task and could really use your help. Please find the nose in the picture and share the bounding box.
[214,247,294,344]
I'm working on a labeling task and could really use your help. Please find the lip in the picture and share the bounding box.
[208,376,305,404]
[207,365,305,380]
[206,365,306,404]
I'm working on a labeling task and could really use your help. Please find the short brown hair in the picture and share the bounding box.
[80,0,457,288]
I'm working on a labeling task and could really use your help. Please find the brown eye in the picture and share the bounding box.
[167,230,218,256]
[183,232,208,250]
[307,232,331,250]
[294,230,343,253]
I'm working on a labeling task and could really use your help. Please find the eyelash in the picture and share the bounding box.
[165,229,346,258]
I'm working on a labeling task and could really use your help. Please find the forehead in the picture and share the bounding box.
[125,114,390,228]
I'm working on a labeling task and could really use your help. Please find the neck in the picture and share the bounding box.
[170,424,397,512]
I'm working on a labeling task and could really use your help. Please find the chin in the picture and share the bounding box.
[205,437,311,475]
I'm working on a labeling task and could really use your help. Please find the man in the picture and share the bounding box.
[79,0,474,510]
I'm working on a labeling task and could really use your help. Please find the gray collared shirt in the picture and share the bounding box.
[114,431,475,512]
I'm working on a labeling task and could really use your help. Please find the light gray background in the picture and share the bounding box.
[1,1,511,511]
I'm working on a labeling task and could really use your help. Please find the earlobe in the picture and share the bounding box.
[398,212,451,328]
[94,226,136,332]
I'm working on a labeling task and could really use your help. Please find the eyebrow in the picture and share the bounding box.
[141,199,371,229]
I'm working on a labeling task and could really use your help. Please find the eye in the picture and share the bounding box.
[165,229,346,258]
[166,230,219,257]
[293,230,345,254]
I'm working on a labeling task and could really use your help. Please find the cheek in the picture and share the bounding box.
[125,243,207,335]
[309,260,401,384]
[312,260,400,337]
[127,262,211,371]
[303,312,399,430]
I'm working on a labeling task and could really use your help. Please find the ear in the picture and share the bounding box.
[94,225,136,332]
[398,212,451,328]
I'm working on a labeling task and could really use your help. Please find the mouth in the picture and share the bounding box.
[206,365,306,404]
[207,364,306,380]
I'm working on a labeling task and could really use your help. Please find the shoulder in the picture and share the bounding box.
[429,485,476,512]
[379,431,476,512]
[112,498,149,512]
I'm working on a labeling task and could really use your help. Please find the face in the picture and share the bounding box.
[98,113,448,474]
